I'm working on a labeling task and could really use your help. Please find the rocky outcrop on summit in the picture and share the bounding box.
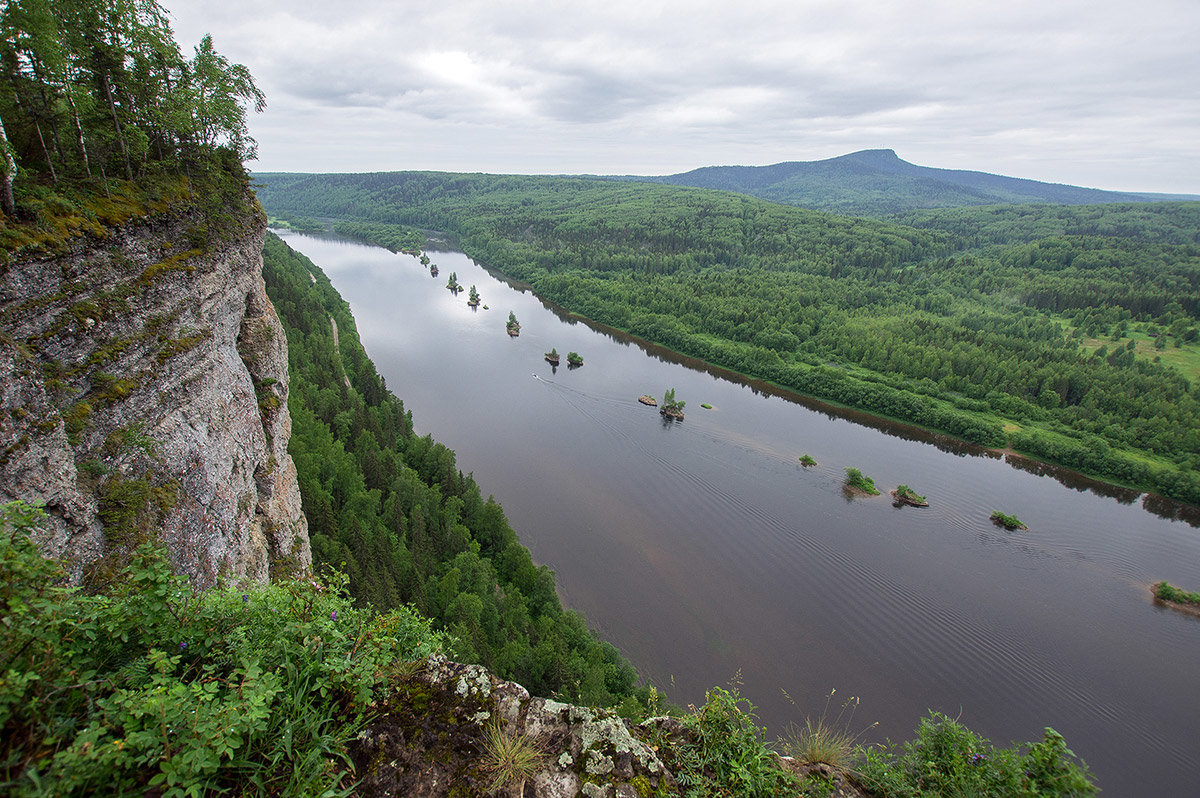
[352,655,675,798]
[0,203,309,585]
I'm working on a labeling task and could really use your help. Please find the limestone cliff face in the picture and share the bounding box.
[0,199,309,585]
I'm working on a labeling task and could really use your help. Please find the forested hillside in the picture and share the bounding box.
[261,233,646,709]
[256,172,1200,505]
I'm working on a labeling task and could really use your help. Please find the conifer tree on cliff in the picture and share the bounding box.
[0,0,263,206]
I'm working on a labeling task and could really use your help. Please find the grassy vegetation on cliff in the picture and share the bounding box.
[0,500,445,796]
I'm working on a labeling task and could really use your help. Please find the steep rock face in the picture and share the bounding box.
[0,201,309,585]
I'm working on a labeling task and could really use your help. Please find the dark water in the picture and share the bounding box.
[275,230,1200,796]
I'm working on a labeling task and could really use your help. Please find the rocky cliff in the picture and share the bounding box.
[0,197,309,585]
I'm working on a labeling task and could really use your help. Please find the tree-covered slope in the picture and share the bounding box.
[261,233,645,709]
[255,172,1200,505]
[623,149,1181,216]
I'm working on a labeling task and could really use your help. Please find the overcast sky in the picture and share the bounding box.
[165,0,1200,193]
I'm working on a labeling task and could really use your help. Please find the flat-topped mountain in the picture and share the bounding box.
[625,148,1197,215]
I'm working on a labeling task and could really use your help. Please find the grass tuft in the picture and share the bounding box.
[782,689,875,776]
[479,718,545,797]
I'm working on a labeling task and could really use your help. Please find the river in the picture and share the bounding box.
[274,229,1200,796]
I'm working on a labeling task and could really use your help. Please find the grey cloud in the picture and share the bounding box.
[165,0,1200,192]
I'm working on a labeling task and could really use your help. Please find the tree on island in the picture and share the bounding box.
[545,347,559,364]
[566,351,583,366]
[468,285,480,306]
[661,388,685,419]
[506,311,520,335]
[844,467,880,495]
[891,484,928,506]
[446,272,459,292]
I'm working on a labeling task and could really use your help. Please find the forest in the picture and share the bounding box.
[255,172,1200,505]
[261,233,645,709]
[0,0,262,230]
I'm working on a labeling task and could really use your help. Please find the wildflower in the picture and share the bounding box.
[331,610,337,621]
[180,642,188,651]
[242,593,249,602]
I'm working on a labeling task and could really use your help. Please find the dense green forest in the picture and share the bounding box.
[255,172,1200,505]
[0,0,263,182]
[0,0,264,252]
[261,233,645,709]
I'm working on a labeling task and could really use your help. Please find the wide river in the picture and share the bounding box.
[275,230,1200,796]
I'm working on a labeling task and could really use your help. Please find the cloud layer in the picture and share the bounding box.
[166,0,1200,192]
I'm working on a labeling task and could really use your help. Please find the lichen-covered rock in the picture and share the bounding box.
[0,198,309,585]
[351,655,676,797]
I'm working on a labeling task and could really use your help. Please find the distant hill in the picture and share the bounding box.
[621,149,1198,216]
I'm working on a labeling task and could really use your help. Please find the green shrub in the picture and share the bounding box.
[857,712,1096,797]
[990,511,1027,530]
[844,467,881,495]
[0,501,445,797]
[670,686,798,798]
[1153,581,1200,606]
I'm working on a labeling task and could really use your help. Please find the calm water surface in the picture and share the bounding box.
[275,230,1200,796]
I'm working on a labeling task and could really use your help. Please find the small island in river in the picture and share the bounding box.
[660,388,685,420]
[545,348,560,365]
[891,484,929,507]
[990,510,1027,530]
[1152,581,1200,618]
[566,351,583,367]
[843,467,881,496]
[506,311,520,336]
[638,395,658,406]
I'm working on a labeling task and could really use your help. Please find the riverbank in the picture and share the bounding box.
[523,296,1199,515]
[271,228,1200,795]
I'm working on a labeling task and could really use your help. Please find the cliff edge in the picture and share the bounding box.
[0,197,309,585]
